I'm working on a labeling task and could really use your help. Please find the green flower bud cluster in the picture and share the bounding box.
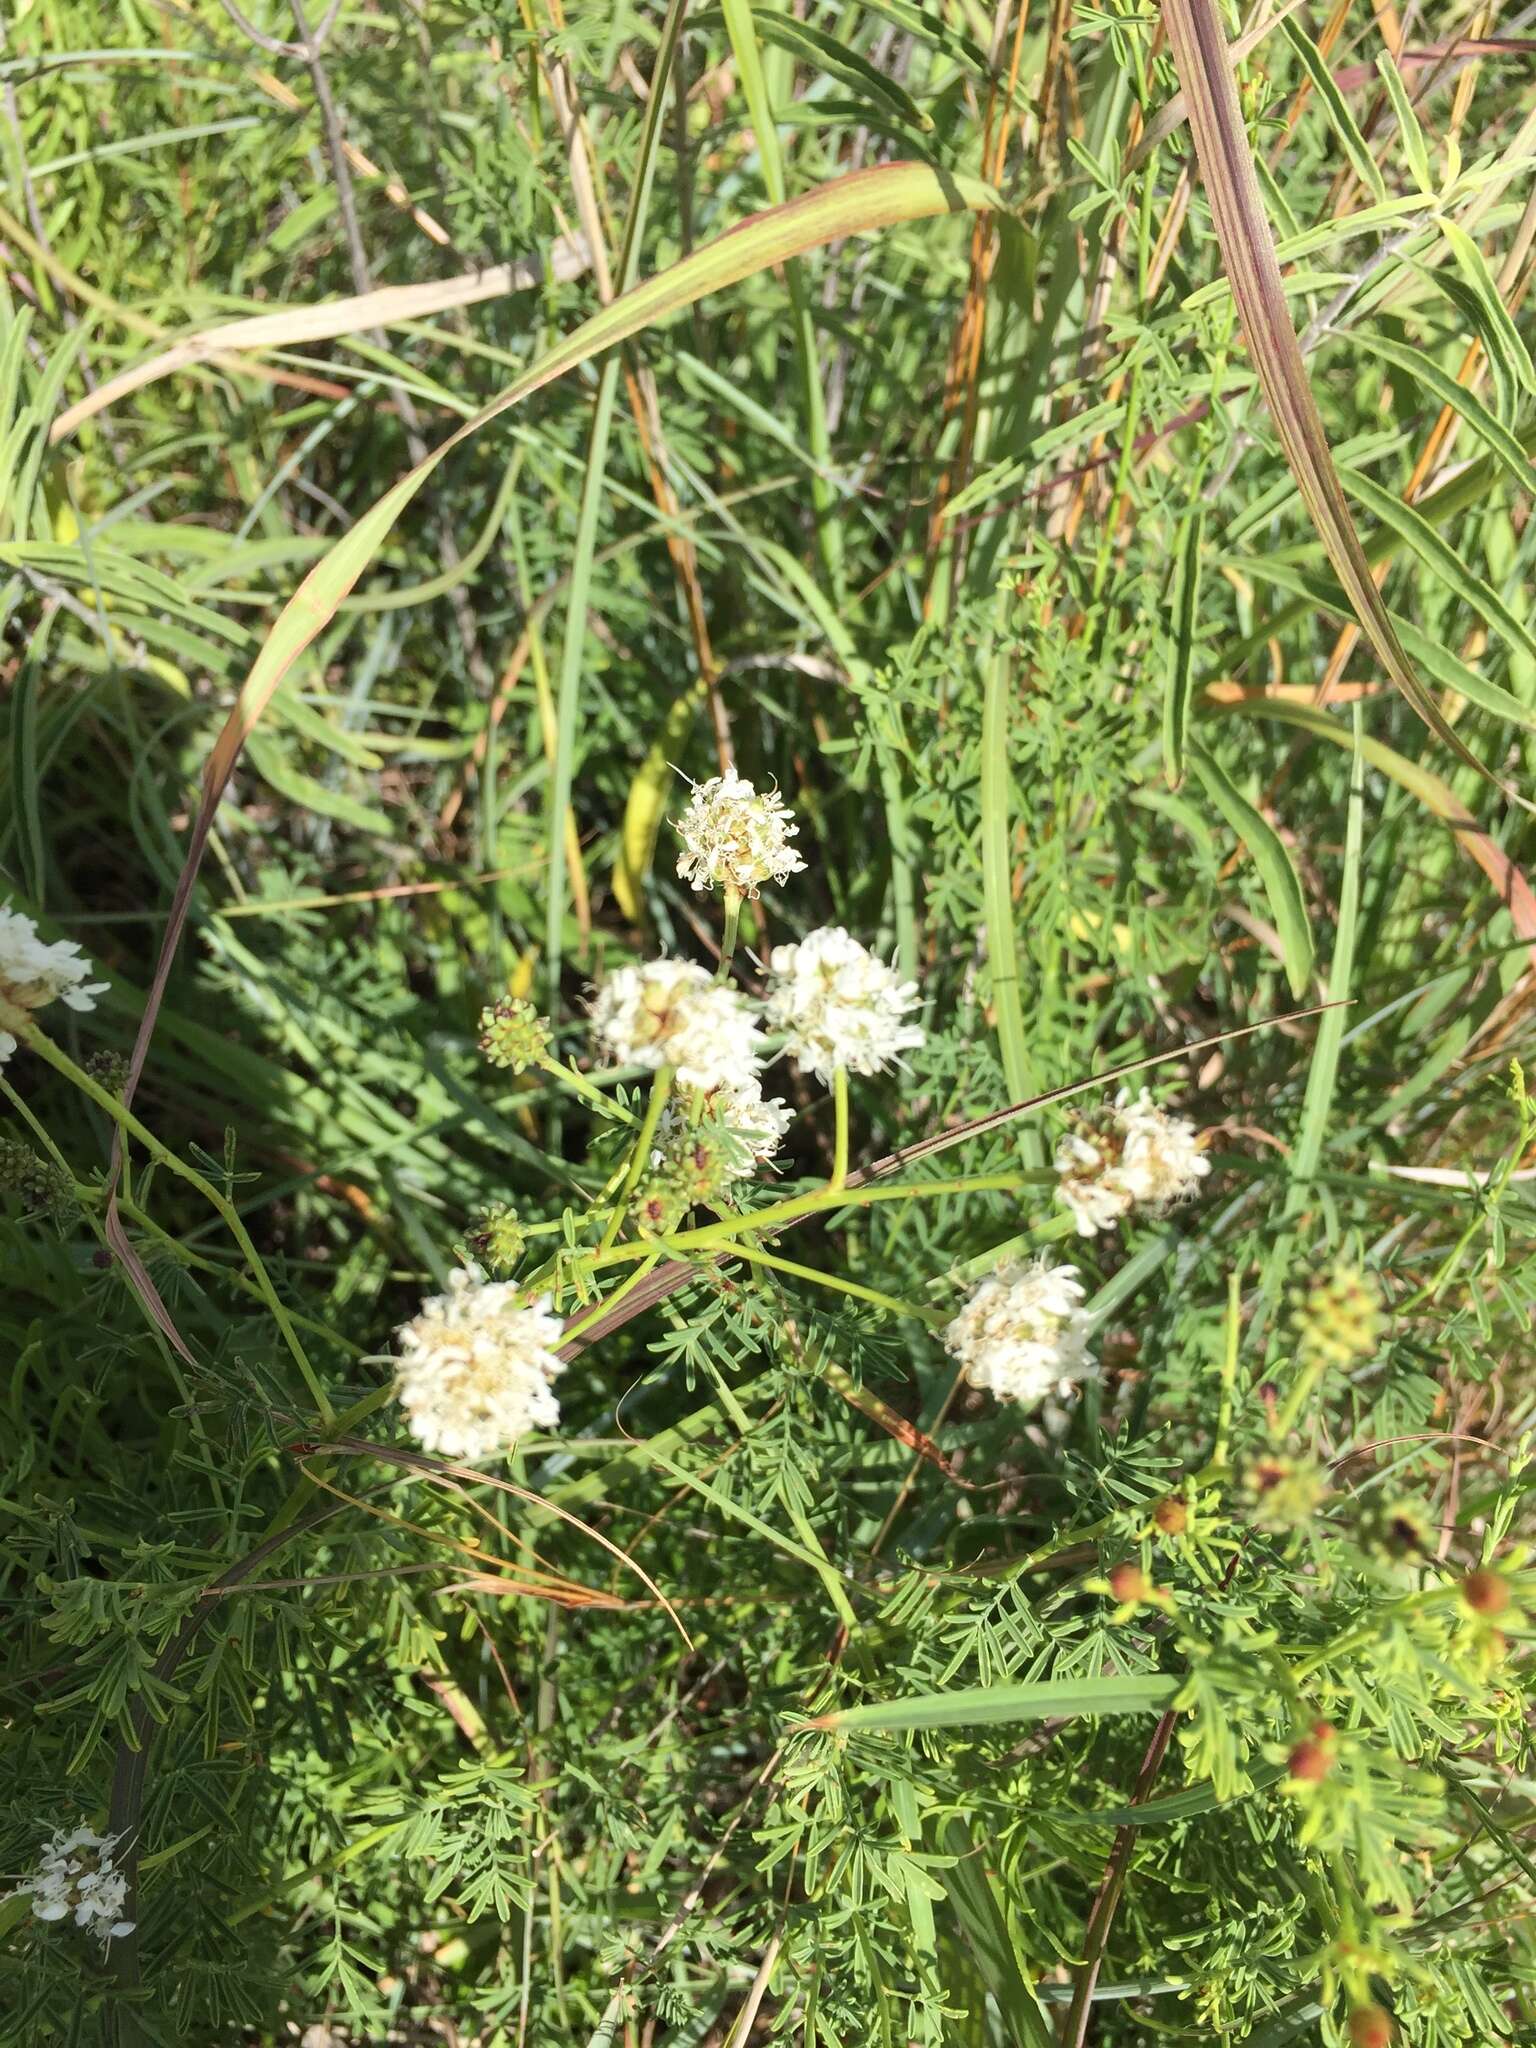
[631,1115,737,1236]
[0,1132,78,1221]
[478,998,552,1074]
[1292,1261,1385,1374]
[1244,1451,1329,1532]
[465,1202,527,1276]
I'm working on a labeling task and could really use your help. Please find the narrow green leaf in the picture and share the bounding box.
[1349,326,1535,496]
[1376,54,1434,195]
[1279,17,1386,202]
[546,0,688,1001]
[1209,689,1536,961]
[1340,466,1536,672]
[1043,1762,1286,1829]
[1163,507,1204,789]
[9,659,44,897]
[244,734,393,838]
[1225,554,1536,731]
[1437,218,1536,401]
[1286,707,1364,1207]
[720,0,844,596]
[981,635,1030,1104]
[938,1815,1057,2048]
[1188,748,1314,997]
[726,8,934,133]
[809,1672,1179,1733]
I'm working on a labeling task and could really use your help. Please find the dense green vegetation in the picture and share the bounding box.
[4,1,1536,2042]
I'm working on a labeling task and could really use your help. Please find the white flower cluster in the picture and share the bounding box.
[674,769,805,898]
[716,1084,794,1174]
[19,1826,133,1943]
[590,958,764,1094]
[395,1266,565,1462]
[656,1082,794,1183]
[591,930,926,1094]
[1055,1089,1210,1237]
[0,903,109,1063]
[944,1257,1095,1410]
[764,927,924,1083]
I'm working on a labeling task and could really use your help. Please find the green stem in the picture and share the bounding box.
[589,1170,1030,1269]
[562,1250,663,1343]
[781,1485,859,1633]
[718,0,842,601]
[1214,1267,1241,1472]
[598,1065,673,1253]
[724,1240,946,1328]
[13,1010,336,1426]
[716,887,743,982]
[1273,1355,1330,1442]
[262,1382,397,1539]
[537,1053,638,1124]
[542,0,687,1005]
[831,1065,849,1190]
[1285,707,1365,1211]
[980,628,1042,1170]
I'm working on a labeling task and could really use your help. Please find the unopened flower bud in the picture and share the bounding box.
[1107,1562,1148,1604]
[1287,1721,1337,1783]
[466,1203,527,1276]
[1358,1498,1432,1561]
[479,998,552,1074]
[1244,1453,1329,1532]
[1347,2005,1392,2048]
[1152,1496,1188,1536]
[1292,1260,1385,1373]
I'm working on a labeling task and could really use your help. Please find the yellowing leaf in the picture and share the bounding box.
[614,685,702,922]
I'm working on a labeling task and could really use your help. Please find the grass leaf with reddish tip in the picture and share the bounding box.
[1160,0,1526,809]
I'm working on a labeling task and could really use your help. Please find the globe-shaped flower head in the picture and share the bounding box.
[674,769,805,898]
[764,927,923,1083]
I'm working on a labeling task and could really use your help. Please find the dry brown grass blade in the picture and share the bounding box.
[820,1360,978,1487]
[103,1206,199,1366]
[1161,0,1529,811]
[321,1436,695,1647]
[1129,0,1310,169]
[50,236,590,442]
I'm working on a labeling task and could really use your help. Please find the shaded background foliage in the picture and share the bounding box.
[3,0,1536,2042]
